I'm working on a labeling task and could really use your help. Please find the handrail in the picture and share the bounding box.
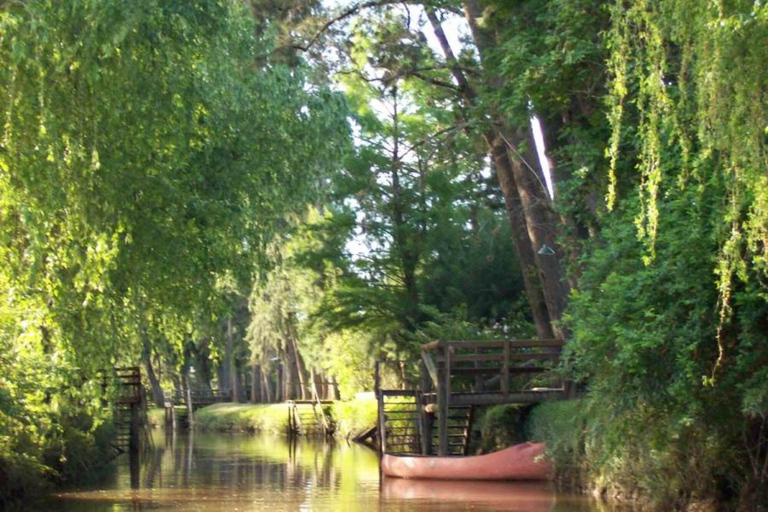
[421,339,564,351]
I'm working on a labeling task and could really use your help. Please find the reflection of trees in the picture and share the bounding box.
[109,433,380,508]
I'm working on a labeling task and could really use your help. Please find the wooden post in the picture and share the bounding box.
[502,340,510,396]
[184,372,194,430]
[129,401,140,480]
[437,342,450,456]
[377,389,386,457]
[423,410,434,455]
[419,357,435,455]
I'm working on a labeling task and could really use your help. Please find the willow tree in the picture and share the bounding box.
[563,0,768,506]
[0,0,348,496]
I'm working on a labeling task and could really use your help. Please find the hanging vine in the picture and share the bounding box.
[606,0,768,387]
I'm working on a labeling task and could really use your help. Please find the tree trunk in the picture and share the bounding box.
[390,87,421,332]
[184,372,194,430]
[488,133,555,339]
[262,364,272,403]
[219,319,232,396]
[295,349,309,401]
[284,344,296,400]
[462,0,570,337]
[287,315,309,400]
[427,6,563,338]
[228,318,242,403]
[276,361,284,402]
[250,364,261,403]
[141,334,165,407]
[193,339,213,394]
[502,125,569,337]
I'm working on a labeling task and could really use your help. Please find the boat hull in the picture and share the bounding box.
[381,442,552,481]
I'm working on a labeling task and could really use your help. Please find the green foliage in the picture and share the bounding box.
[527,400,589,486]
[477,404,531,454]
[332,397,378,439]
[561,2,768,505]
[0,0,349,500]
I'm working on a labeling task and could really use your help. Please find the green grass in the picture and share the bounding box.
[332,397,377,439]
[184,398,379,438]
[193,403,291,434]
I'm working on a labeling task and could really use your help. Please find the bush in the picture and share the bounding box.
[477,404,531,453]
[331,397,378,439]
[527,400,589,488]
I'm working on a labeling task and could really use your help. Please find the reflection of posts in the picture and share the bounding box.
[129,401,140,488]
[129,415,140,490]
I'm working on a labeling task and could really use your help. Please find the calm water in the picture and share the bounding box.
[38,432,623,511]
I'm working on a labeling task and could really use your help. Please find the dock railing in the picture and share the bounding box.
[421,339,565,455]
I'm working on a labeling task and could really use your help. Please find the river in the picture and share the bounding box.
[39,432,625,511]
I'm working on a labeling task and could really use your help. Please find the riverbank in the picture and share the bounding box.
[148,399,756,511]
[154,397,379,439]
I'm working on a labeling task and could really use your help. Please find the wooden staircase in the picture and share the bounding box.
[376,389,474,456]
[378,390,423,455]
[101,367,153,460]
[288,400,332,436]
[111,405,132,454]
[429,405,474,456]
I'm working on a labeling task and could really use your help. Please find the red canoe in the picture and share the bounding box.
[381,442,552,481]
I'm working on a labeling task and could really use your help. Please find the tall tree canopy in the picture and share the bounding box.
[0,0,348,495]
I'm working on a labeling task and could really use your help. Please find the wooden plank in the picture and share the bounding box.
[502,341,510,396]
[450,353,559,363]
[448,390,566,406]
[450,354,505,363]
[421,351,438,387]
[424,339,564,350]
[420,340,443,351]
[450,367,548,376]
[380,389,420,397]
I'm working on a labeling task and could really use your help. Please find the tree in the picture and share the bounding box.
[0,0,349,495]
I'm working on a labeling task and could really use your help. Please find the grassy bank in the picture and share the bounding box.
[332,397,377,439]
[183,397,379,438]
[525,400,747,511]
[194,403,292,434]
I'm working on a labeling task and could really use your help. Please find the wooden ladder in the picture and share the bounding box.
[378,389,423,455]
[111,404,131,454]
[103,367,153,460]
[288,400,332,436]
[428,405,474,455]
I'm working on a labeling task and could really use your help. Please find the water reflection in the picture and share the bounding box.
[383,479,556,511]
[40,431,619,511]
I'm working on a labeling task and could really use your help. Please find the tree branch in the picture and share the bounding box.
[292,0,405,53]
[424,6,476,101]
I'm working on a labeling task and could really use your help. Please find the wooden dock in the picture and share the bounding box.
[100,367,153,461]
[287,399,334,437]
[375,339,567,457]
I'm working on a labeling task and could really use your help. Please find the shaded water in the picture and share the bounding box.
[40,432,624,511]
